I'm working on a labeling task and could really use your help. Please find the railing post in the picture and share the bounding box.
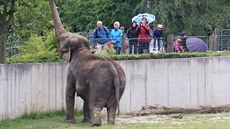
[121,27,125,54]
[166,34,174,52]
[209,28,220,51]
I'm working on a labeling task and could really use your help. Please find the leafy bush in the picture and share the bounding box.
[6,31,63,63]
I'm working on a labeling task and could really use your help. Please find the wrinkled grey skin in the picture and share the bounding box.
[61,38,126,126]
[49,0,126,126]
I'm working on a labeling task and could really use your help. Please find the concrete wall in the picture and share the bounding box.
[1,57,230,120]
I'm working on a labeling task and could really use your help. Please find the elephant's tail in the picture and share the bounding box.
[110,64,120,116]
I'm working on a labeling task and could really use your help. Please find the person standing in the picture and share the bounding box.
[179,31,188,52]
[93,21,111,52]
[136,17,151,54]
[126,21,138,54]
[153,24,164,51]
[110,21,123,54]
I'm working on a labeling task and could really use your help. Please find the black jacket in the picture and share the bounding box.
[126,27,138,39]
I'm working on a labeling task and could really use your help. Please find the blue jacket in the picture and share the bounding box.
[93,26,110,45]
[153,28,163,39]
[110,28,122,48]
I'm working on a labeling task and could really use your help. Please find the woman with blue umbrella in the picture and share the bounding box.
[132,13,155,25]
[135,17,151,54]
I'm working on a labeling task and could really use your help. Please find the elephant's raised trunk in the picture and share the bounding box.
[49,0,68,42]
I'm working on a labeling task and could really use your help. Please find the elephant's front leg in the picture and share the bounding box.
[82,101,92,123]
[65,74,76,123]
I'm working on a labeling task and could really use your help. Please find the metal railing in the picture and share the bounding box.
[4,29,230,57]
[126,38,166,54]
[6,40,20,57]
[220,29,230,51]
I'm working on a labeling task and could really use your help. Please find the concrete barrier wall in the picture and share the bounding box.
[1,56,230,120]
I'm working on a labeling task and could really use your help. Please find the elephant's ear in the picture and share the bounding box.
[67,46,71,62]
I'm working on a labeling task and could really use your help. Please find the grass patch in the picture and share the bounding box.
[1,111,230,129]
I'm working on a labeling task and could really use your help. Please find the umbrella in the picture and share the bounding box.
[186,37,208,52]
[132,13,155,25]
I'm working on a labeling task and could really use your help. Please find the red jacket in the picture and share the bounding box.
[136,25,151,43]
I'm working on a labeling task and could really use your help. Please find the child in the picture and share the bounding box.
[173,38,184,53]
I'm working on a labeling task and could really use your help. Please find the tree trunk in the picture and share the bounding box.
[0,30,7,64]
[0,2,8,63]
[0,0,16,64]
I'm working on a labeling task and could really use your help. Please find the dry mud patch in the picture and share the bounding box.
[114,113,230,125]
[103,105,230,125]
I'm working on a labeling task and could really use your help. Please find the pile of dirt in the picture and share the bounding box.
[128,104,230,116]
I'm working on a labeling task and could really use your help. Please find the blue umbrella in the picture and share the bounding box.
[132,13,155,25]
[186,37,208,52]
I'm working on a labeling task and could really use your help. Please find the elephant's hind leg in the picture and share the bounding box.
[107,102,117,124]
[90,106,103,126]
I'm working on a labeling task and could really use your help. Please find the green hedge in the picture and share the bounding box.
[6,50,230,64]
[98,51,230,60]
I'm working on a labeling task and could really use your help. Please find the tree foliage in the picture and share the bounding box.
[14,0,53,39]
[137,0,230,36]
[2,0,230,63]
[55,0,140,31]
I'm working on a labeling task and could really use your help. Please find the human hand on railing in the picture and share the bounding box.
[94,44,99,49]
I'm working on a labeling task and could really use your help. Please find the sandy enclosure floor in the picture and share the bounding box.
[100,113,230,125]
[116,113,230,124]
[101,105,230,125]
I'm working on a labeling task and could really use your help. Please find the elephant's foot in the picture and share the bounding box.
[107,114,115,125]
[92,111,101,126]
[108,119,115,125]
[65,114,76,124]
[65,119,76,124]
[92,122,101,126]
[82,118,91,123]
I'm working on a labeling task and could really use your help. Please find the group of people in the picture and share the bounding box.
[93,17,164,55]
[126,17,164,54]
[93,21,122,54]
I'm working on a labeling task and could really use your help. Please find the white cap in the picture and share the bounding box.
[157,24,163,29]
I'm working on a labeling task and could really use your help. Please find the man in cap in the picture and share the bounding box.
[153,24,164,51]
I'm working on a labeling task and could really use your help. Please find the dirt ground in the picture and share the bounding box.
[105,105,230,124]
[115,113,230,124]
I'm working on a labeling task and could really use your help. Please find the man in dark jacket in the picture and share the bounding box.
[153,24,163,51]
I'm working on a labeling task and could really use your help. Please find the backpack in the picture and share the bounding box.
[95,26,108,38]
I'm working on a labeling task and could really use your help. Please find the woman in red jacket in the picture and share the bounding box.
[136,17,151,54]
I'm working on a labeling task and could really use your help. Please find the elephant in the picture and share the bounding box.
[49,0,126,126]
